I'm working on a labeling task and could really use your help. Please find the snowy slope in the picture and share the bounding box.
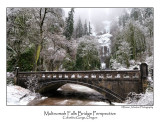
[7,84,40,105]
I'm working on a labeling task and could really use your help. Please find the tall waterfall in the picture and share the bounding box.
[98,33,112,70]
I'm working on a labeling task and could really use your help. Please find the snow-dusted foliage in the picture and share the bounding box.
[125,73,153,105]
[74,36,101,70]
[116,41,130,67]
[25,75,40,93]
[40,33,77,71]
[7,8,65,71]
[110,8,153,70]
[125,89,153,105]
[145,55,153,70]
[7,8,32,71]
[110,59,123,70]
[77,35,99,57]
[7,72,14,84]
[110,59,140,70]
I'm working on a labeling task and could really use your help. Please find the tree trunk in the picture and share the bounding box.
[33,8,47,71]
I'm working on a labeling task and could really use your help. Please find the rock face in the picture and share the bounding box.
[98,33,112,70]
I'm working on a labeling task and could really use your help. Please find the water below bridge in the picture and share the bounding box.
[27,83,117,106]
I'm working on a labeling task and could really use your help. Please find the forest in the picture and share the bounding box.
[7,8,153,72]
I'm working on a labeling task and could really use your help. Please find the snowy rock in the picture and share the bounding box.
[7,84,37,105]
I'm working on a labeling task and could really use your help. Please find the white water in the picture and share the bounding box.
[98,33,112,70]
[101,62,106,69]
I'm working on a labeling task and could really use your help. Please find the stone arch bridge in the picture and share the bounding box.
[14,63,148,103]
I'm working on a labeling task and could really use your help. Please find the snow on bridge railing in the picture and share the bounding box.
[15,68,142,81]
[15,63,148,82]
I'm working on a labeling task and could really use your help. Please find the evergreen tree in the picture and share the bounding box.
[144,8,153,19]
[64,8,74,40]
[130,8,143,24]
[88,21,92,35]
[110,8,153,67]
[118,11,129,27]
[116,41,131,67]
[130,8,139,21]
[83,20,88,35]
[76,17,83,38]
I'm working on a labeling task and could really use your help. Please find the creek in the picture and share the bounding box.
[27,83,110,106]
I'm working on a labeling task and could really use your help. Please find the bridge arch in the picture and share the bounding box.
[38,80,124,103]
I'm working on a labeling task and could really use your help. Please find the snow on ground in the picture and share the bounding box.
[125,91,153,105]
[132,91,153,105]
[7,84,46,105]
[86,101,109,105]
[112,90,153,106]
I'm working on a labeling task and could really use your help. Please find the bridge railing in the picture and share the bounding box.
[16,70,140,80]
[14,63,148,92]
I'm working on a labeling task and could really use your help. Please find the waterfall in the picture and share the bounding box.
[101,62,106,69]
[98,33,112,70]
[103,46,104,57]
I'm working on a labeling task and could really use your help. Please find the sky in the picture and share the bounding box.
[63,8,127,33]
